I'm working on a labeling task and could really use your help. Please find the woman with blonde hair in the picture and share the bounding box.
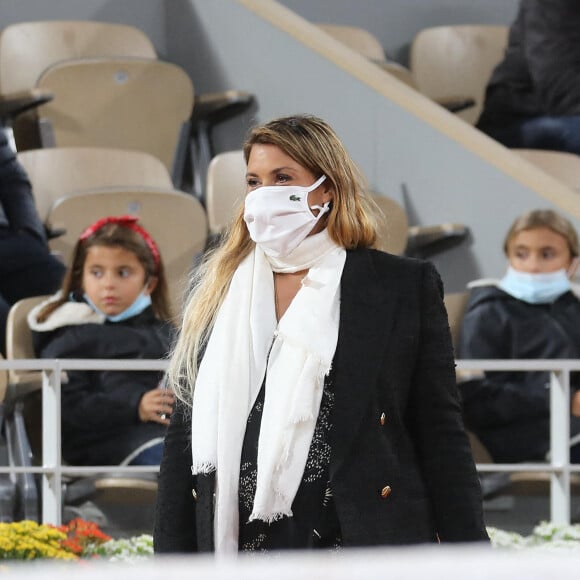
[154,114,487,554]
[459,208,580,463]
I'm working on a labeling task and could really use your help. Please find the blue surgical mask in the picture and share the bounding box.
[83,287,152,322]
[498,266,571,304]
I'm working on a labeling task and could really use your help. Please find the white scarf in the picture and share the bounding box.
[190,230,346,555]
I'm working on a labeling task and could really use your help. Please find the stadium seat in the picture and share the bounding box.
[318,23,475,112]
[0,20,157,148]
[205,149,246,242]
[409,25,509,125]
[35,57,194,185]
[18,147,174,229]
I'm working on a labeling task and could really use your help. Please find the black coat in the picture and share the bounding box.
[458,285,580,462]
[32,305,173,465]
[154,249,488,552]
[477,0,580,129]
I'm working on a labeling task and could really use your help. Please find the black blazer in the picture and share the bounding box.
[154,249,488,552]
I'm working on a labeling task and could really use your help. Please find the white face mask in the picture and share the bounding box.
[243,175,330,258]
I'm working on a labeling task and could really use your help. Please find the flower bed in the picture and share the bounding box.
[2,519,580,560]
[488,522,580,551]
[0,519,152,561]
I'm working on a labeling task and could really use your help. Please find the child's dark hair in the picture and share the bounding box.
[37,216,172,323]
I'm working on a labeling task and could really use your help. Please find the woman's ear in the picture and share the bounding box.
[322,183,334,204]
[145,276,159,295]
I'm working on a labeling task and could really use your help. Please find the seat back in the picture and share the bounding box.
[410,25,509,125]
[36,58,194,178]
[205,150,246,235]
[443,291,470,352]
[513,149,580,193]
[47,189,208,314]
[18,147,174,222]
[368,194,409,256]
[0,20,156,95]
[6,295,48,386]
[317,23,386,61]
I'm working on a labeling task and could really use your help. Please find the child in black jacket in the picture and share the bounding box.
[29,215,175,466]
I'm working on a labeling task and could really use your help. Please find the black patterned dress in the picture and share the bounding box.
[238,371,342,551]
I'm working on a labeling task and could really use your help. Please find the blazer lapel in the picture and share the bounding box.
[329,249,399,478]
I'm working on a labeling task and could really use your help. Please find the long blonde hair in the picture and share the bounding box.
[167,114,379,404]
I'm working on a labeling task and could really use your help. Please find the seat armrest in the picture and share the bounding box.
[433,96,476,113]
[192,90,254,126]
[0,89,54,122]
[406,223,469,258]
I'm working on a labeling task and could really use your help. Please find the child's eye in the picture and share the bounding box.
[542,249,555,259]
[119,268,131,278]
[91,269,103,278]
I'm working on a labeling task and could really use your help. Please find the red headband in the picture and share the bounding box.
[79,215,161,271]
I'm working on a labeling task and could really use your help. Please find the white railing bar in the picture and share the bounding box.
[41,367,61,524]
[456,359,580,371]
[0,466,160,474]
[474,464,573,472]
[1,357,579,525]
[550,370,571,523]
[0,359,168,371]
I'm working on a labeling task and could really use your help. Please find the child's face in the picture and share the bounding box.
[507,226,573,274]
[82,245,156,316]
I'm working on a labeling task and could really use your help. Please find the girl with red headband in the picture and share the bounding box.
[28,215,175,467]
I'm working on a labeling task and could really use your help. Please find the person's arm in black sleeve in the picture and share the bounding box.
[154,399,198,553]
[458,298,549,428]
[522,0,580,115]
[407,262,488,542]
[39,324,166,430]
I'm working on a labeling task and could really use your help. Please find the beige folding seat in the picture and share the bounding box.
[35,58,194,183]
[18,147,173,226]
[0,20,156,94]
[5,296,47,389]
[409,25,509,125]
[317,23,474,113]
[0,21,157,148]
[205,150,247,239]
[367,194,409,256]
[46,188,208,314]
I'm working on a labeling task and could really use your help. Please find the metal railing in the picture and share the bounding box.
[0,358,168,524]
[0,358,579,525]
[456,359,580,525]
